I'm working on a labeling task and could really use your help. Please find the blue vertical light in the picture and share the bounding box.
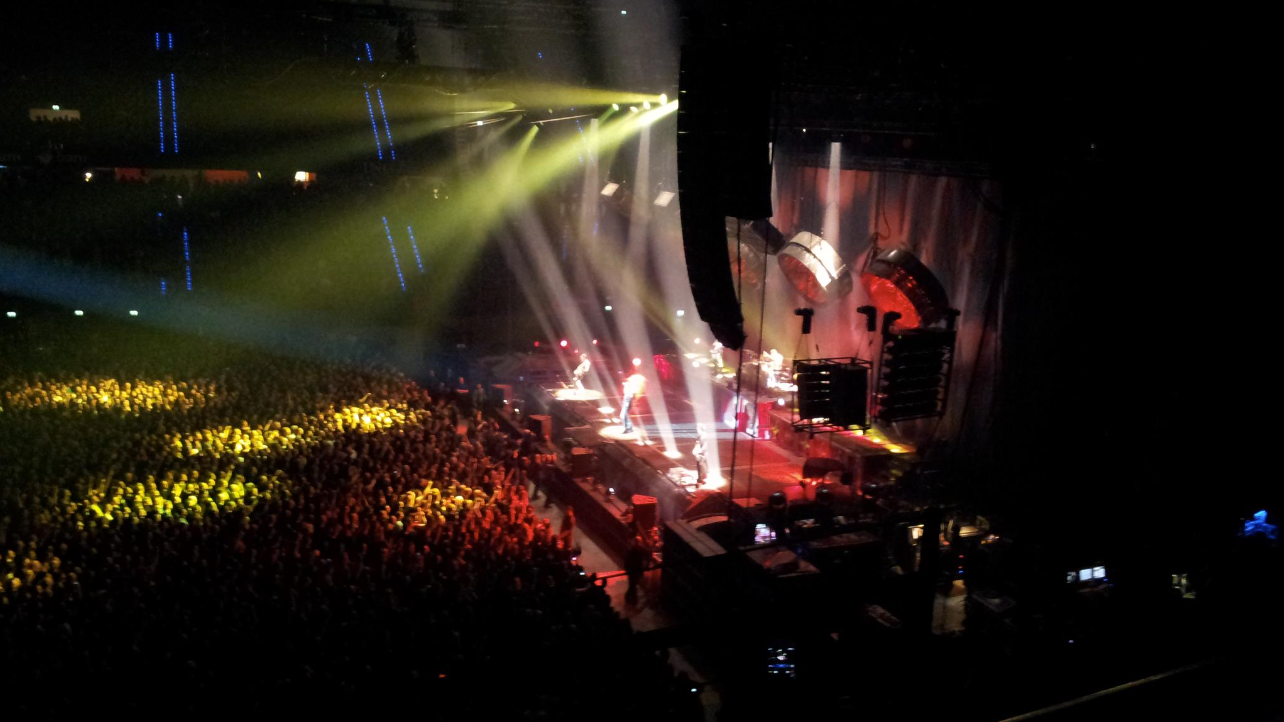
[167,32,173,50]
[365,42,374,62]
[375,88,396,160]
[406,225,425,273]
[182,226,192,290]
[157,80,166,153]
[161,278,167,296]
[381,217,406,292]
[170,74,179,153]
[363,85,383,160]
[155,32,160,50]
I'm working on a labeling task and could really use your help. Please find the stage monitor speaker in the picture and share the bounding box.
[569,448,595,479]
[632,494,658,531]
[527,414,552,442]
[677,39,774,351]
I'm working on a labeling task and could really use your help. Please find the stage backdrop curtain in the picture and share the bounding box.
[745,156,1007,464]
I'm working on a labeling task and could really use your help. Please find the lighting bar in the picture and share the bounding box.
[157,79,165,153]
[375,88,396,160]
[381,217,406,291]
[182,226,192,290]
[406,225,425,274]
[362,85,384,160]
[170,73,179,153]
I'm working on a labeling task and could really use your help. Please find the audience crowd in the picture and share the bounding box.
[0,333,700,719]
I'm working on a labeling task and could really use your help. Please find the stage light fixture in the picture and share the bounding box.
[660,93,668,105]
[859,248,950,329]
[694,338,701,344]
[604,305,613,311]
[83,172,92,182]
[560,339,568,348]
[592,339,599,345]
[476,120,484,126]
[5,312,15,318]
[620,9,627,14]
[52,105,60,110]
[629,106,638,113]
[643,101,651,109]
[778,232,852,305]
[534,341,540,347]
[612,103,620,110]
[632,357,642,367]
[676,309,685,317]
[654,191,675,207]
[74,310,84,316]
[129,310,139,316]
[601,182,619,197]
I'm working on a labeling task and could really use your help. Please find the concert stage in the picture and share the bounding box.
[522,367,915,533]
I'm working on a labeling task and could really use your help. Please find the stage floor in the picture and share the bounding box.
[547,379,843,505]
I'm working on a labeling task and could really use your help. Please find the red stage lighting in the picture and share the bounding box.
[859,248,949,329]
[560,339,568,348]
[534,341,540,347]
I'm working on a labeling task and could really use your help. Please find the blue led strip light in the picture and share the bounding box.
[157,79,166,153]
[365,42,374,62]
[363,85,384,160]
[406,225,425,273]
[170,74,179,153]
[168,32,173,50]
[155,32,160,50]
[375,88,396,160]
[182,226,192,290]
[381,217,406,291]
[161,279,167,296]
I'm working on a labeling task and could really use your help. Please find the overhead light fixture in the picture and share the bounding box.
[129,310,139,316]
[604,305,613,311]
[621,9,627,14]
[659,94,668,105]
[560,339,569,348]
[293,171,309,182]
[778,231,853,305]
[600,182,619,197]
[676,310,685,317]
[859,248,950,329]
[52,105,60,110]
[74,310,84,316]
[629,106,638,113]
[5,312,15,318]
[653,191,675,207]
[476,120,484,126]
[643,101,651,110]
[612,103,620,110]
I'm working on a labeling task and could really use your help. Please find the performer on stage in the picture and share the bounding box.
[621,370,647,434]
[693,424,710,485]
[572,353,591,390]
[763,348,784,389]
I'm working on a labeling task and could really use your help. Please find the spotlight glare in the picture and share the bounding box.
[592,339,599,344]
[74,310,84,316]
[129,310,139,316]
[534,341,540,347]
[604,305,613,311]
[5,311,15,318]
[83,171,92,182]
[600,182,619,197]
[612,103,620,110]
[632,357,641,367]
[675,309,685,317]
[694,338,701,344]
[476,120,484,126]
[653,191,675,207]
[643,101,651,110]
[629,106,638,113]
[560,339,568,348]
[659,94,668,105]
[621,9,627,14]
[52,105,60,110]
[693,361,700,368]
